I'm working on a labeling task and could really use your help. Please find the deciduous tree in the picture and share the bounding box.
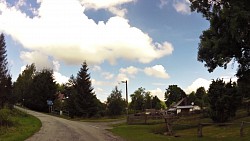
[13,64,36,106]
[165,85,186,107]
[130,87,146,111]
[208,79,241,122]
[106,86,126,116]
[195,87,207,109]
[189,0,250,97]
[152,96,162,110]
[26,69,57,112]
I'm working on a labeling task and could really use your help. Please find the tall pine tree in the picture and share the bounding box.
[74,61,99,117]
[0,33,12,108]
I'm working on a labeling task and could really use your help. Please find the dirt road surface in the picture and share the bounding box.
[17,107,123,141]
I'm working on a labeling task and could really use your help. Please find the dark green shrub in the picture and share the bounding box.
[0,108,13,126]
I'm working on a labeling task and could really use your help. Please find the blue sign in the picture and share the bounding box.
[47,100,53,106]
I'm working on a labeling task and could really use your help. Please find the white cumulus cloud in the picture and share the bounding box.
[185,76,238,94]
[116,73,129,83]
[80,0,136,17]
[144,65,170,79]
[53,72,69,84]
[149,88,164,101]
[173,0,191,15]
[184,78,211,94]
[0,0,173,65]
[20,51,54,70]
[120,66,139,75]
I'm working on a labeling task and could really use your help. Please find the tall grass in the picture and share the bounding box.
[0,107,41,141]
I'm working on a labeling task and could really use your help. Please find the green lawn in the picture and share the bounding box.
[110,112,250,141]
[0,109,41,141]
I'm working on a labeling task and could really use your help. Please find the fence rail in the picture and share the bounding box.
[198,121,250,137]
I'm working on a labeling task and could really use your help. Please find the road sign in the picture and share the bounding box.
[47,100,53,106]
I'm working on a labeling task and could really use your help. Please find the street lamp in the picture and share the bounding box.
[121,80,128,119]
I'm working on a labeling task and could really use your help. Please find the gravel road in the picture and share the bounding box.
[17,107,123,141]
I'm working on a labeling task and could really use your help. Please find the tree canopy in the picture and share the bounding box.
[13,64,36,106]
[106,86,126,116]
[130,87,146,111]
[195,87,207,109]
[208,79,241,122]
[165,85,186,107]
[189,0,249,79]
[130,87,163,112]
[27,69,57,112]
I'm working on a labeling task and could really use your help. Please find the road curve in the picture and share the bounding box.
[17,107,123,141]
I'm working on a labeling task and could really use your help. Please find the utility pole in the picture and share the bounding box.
[121,80,128,120]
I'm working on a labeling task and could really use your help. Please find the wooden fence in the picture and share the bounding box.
[197,121,250,137]
[127,113,163,124]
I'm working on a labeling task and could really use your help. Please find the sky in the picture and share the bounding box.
[0,0,238,102]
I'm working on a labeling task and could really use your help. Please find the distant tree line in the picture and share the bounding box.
[129,87,165,113]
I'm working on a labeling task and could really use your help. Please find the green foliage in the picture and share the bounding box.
[0,33,13,108]
[189,0,250,89]
[0,108,13,126]
[195,87,207,109]
[64,75,77,118]
[67,61,101,118]
[196,87,206,100]
[20,68,57,112]
[208,79,241,123]
[144,92,152,109]
[187,91,196,103]
[238,70,250,99]
[0,108,41,141]
[13,64,36,107]
[130,87,146,111]
[107,86,126,116]
[152,96,161,110]
[130,87,162,112]
[165,85,186,107]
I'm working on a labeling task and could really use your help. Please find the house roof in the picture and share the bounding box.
[57,93,65,100]
[167,97,194,111]
[172,98,185,107]
[177,106,194,109]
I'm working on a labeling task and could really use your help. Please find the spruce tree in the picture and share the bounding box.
[74,61,99,117]
[0,33,12,108]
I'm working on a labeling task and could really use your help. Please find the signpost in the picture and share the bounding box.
[47,100,53,113]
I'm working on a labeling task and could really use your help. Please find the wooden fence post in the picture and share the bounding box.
[198,123,203,137]
[144,114,148,124]
[240,121,244,137]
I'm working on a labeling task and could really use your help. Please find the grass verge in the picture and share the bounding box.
[110,112,250,141]
[0,108,41,141]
